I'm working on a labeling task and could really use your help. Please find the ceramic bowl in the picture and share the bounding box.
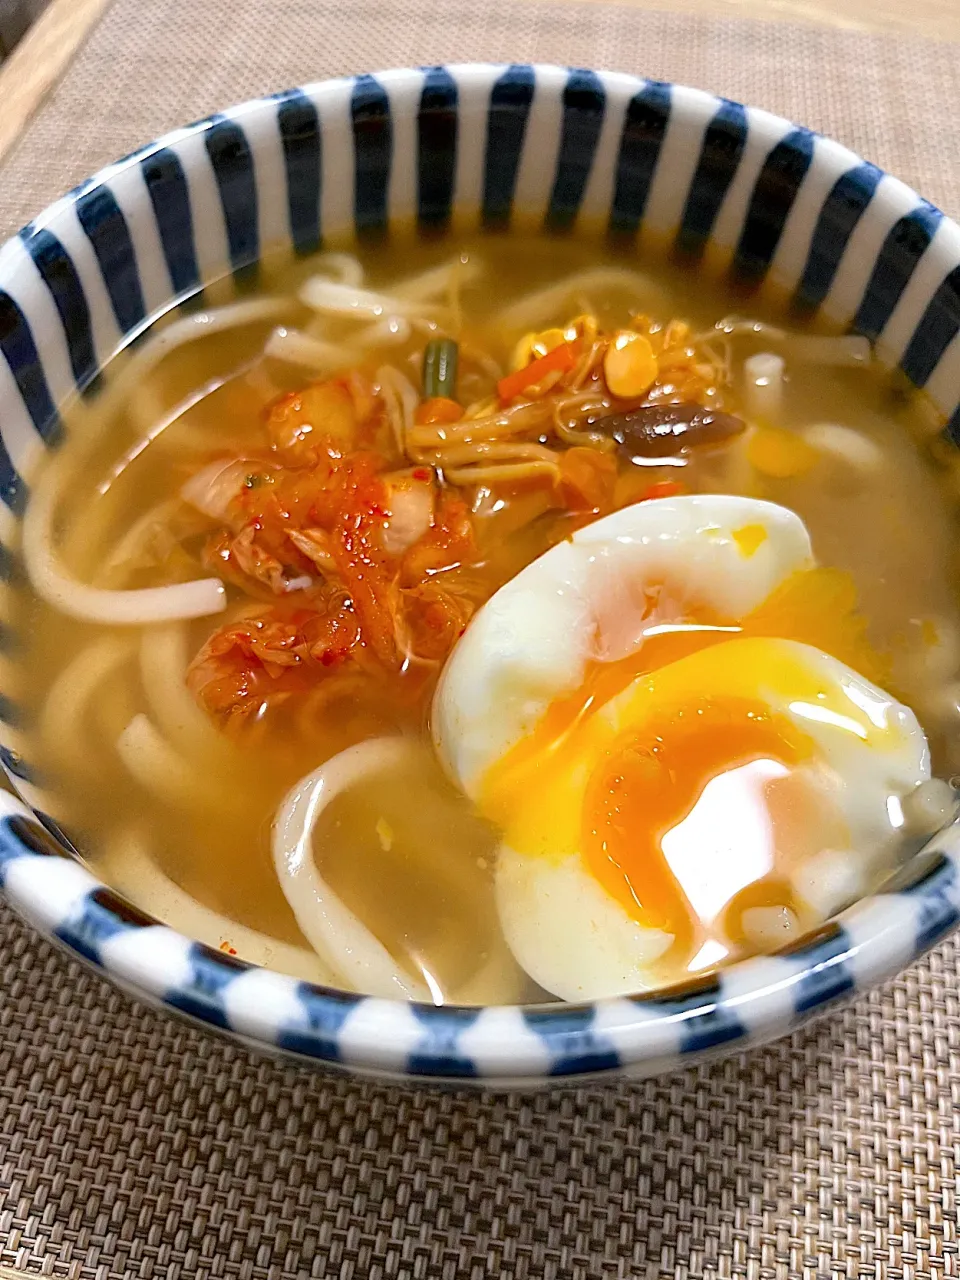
[1,65,959,1086]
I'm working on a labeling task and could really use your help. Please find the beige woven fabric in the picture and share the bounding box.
[2,0,960,235]
[1,1,960,1276]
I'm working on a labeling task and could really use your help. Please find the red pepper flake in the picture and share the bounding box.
[642,479,688,501]
[318,648,348,667]
[412,467,431,481]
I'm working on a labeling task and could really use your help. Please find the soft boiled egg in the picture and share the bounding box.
[433,496,930,1001]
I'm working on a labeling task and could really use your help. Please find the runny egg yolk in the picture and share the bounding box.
[580,697,840,946]
[480,565,884,969]
[731,522,768,556]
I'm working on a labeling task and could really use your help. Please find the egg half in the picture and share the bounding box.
[433,496,930,1001]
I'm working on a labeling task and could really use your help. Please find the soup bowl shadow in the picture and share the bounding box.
[0,65,959,1087]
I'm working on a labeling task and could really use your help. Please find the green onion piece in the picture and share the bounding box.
[422,338,459,400]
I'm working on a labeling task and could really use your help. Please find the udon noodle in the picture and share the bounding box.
[15,232,960,1004]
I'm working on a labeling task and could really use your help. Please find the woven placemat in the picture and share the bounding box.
[2,1,960,1276]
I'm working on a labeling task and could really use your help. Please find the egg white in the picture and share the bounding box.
[432,497,931,1002]
[434,495,813,798]
[491,638,929,1001]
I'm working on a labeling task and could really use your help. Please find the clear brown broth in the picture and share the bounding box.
[15,229,960,1002]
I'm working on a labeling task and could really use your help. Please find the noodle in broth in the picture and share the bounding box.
[15,231,960,1004]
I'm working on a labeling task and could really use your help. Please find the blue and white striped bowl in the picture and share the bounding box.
[1,65,959,1086]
